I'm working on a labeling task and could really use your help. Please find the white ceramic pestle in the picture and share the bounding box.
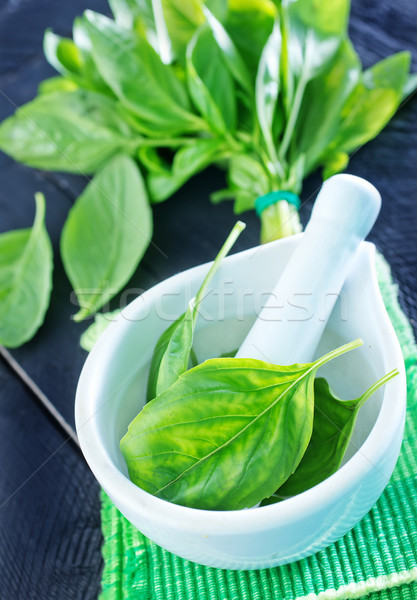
[236,174,381,365]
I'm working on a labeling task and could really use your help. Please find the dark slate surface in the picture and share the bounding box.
[0,0,416,598]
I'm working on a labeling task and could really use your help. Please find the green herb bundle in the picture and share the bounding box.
[0,0,414,346]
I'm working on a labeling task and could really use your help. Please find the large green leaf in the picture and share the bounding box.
[187,26,236,133]
[0,193,53,348]
[61,154,152,321]
[0,90,137,173]
[84,10,203,136]
[121,340,361,510]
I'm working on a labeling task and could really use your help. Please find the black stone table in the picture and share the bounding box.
[0,1,416,598]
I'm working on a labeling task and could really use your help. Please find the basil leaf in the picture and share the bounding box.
[0,90,137,173]
[108,0,155,32]
[227,154,270,213]
[255,18,283,169]
[147,303,195,401]
[148,138,226,202]
[38,77,78,95]
[225,0,274,76]
[146,221,245,401]
[44,30,83,76]
[160,0,205,60]
[121,340,361,510]
[72,17,116,96]
[187,26,236,133]
[0,193,53,348]
[84,10,203,136]
[61,154,152,321]
[287,0,349,38]
[203,6,253,97]
[80,309,122,351]
[295,40,361,174]
[266,370,398,502]
[331,52,411,154]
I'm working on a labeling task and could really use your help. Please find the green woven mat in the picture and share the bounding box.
[99,254,417,600]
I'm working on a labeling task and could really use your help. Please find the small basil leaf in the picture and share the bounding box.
[0,90,137,173]
[187,26,236,133]
[84,10,203,136]
[138,146,170,175]
[122,341,360,510]
[331,52,411,155]
[44,30,83,76]
[322,151,349,180]
[0,193,53,348]
[61,154,152,321]
[147,303,195,401]
[271,370,398,501]
[72,17,116,96]
[38,77,78,95]
[146,221,245,400]
[148,138,226,202]
[227,154,270,212]
[80,309,122,352]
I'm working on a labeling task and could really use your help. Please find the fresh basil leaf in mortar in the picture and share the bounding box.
[148,138,227,202]
[0,90,137,173]
[0,193,53,348]
[122,340,361,510]
[262,371,398,504]
[147,221,245,401]
[61,154,152,321]
[187,25,237,133]
[84,10,204,136]
[80,309,122,352]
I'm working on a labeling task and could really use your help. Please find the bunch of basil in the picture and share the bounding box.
[0,0,414,347]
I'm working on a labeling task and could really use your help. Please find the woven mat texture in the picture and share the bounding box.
[99,254,417,600]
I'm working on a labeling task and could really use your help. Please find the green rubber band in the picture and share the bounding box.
[255,191,301,217]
